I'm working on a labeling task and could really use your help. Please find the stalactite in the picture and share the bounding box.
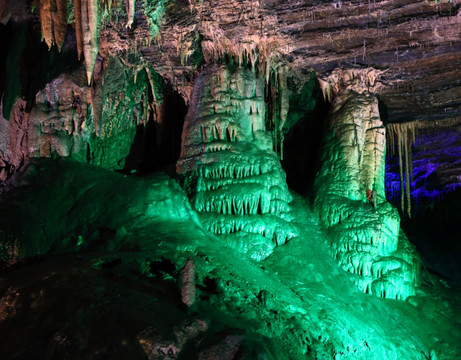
[38,0,67,51]
[318,78,333,103]
[39,0,53,49]
[388,123,395,156]
[81,0,100,85]
[397,129,404,213]
[53,0,68,51]
[404,129,411,218]
[73,0,84,60]
[265,54,271,85]
[280,134,284,161]
[278,67,289,132]
[37,0,108,83]
[387,122,416,217]
[126,0,135,28]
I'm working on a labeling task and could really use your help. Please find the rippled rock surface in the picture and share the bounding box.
[177,65,297,260]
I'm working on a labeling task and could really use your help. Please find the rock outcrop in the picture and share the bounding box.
[0,57,151,174]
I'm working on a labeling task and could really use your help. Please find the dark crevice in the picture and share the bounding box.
[123,83,187,176]
[281,81,331,196]
[0,21,81,119]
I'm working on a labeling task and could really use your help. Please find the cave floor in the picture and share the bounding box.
[0,159,459,359]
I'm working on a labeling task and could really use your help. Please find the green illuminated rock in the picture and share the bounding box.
[314,91,420,300]
[177,65,298,260]
[0,57,152,172]
[0,158,458,359]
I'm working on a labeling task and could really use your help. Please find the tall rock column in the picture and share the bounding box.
[177,65,297,261]
[314,90,420,300]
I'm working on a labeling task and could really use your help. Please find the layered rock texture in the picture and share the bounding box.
[314,90,420,300]
[177,65,297,260]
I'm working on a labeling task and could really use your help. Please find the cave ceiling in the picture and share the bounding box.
[130,0,461,124]
[2,0,460,126]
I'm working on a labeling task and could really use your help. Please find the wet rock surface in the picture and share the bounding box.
[0,159,459,359]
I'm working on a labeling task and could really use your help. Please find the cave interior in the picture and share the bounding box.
[0,0,460,359]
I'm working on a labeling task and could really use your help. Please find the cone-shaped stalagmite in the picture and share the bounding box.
[81,0,100,85]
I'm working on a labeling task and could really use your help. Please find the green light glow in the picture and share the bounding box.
[177,65,298,260]
[314,93,420,300]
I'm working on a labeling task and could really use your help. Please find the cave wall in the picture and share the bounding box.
[0,60,148,172]
[0,0,457,289]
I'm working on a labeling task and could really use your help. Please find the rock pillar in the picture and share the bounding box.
[177,65,297,260]
[314,91,420,300]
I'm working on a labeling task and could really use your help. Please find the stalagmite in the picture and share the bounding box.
[177,65,297,261]
[181,258,196,307]
[314,91,420,300]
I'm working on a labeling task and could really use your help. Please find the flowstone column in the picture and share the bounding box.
[177,65,297,260]
[314,91,420,300]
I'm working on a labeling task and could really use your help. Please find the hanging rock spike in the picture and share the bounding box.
[81,0,100,85]
[73,0,84,60]
[53,0,68,51]
[126,0,135,28]
[39,0,54,49]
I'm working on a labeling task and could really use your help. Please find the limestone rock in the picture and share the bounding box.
[177,65,298,261]
[0,58,150,175]
[314,91,420,300]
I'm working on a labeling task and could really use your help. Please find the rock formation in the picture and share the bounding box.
[0,57,151,171]
[314,89,420,300]
[177,65,297,260]
[0,1,460,358]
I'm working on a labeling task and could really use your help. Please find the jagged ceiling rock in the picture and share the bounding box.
[2,0,459,124]
[136,0,461,124]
